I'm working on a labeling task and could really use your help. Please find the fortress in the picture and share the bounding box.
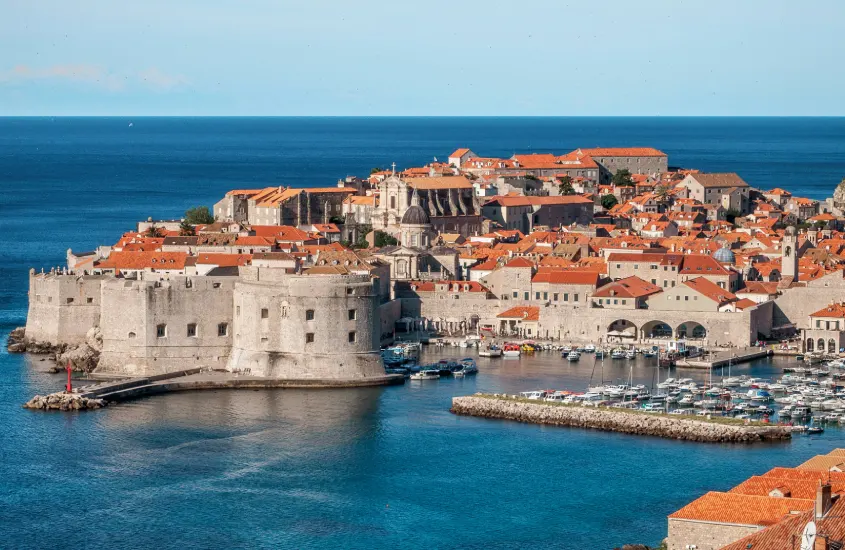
[24,266,393,385]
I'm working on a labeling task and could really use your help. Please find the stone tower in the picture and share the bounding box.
[781,226,798,282]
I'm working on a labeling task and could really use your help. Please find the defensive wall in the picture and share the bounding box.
[226,267,385,380]
[97,276,235,375]
[25,270,104,345]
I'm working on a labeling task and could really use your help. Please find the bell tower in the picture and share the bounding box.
[782,226,798,282]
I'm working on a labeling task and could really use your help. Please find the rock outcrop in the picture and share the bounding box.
[23,392,106,411]
[6,326,103,373]
[451,395,791,443]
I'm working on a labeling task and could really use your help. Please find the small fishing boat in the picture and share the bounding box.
[410,369,440,380]
[625,349,636,360]
[611,349,626,360]
[566,351,581,362]
[584,343,596,353]
[479,345,502,357]
[458,358,478,375]
[807,426,825,434]
[595,349,607,359]
[503,343,521,357]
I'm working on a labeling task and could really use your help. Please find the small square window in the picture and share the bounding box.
[86,297,93,304]
[218,323,228,337]
[512,291,518,298]
[306,333,315,344]
[261,308,269,319]
[348,331,356,343]
[187,323,197,337]
[66,298,74,304]
[156,324,167,338]
[306,309,315,321]
[348,309,357,321]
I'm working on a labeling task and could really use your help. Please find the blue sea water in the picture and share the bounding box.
[2,117,845,549]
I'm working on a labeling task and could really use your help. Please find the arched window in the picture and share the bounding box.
[818,338,825,352]
[829,339,837,353]
[807,338,814,352]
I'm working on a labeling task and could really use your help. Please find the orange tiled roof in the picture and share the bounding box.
[592,276,662,298]
[504,257,535,269]
[574,147,666,157]
[683,277,737,304]
[810,303,845,319]
[96,251,188,270]
[496,305,540,321]
[668,491,813,526]
[729,475,845,500]
[449,148,471,158]
[195,253,252,266]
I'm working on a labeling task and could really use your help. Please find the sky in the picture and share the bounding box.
[2,0,844,116]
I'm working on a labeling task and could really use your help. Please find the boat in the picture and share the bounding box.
[625,349,636,360]
[479,345,502,357]
[520,390,547,400]
[584,344,596,353]
[410,369,440,380]
[611,349,626,360]
[458,358,478,375]
[503,343,521,357]
[566,351,581,362]
[642,350,656,358]
[595,349,607,359]
[808,426,825,434]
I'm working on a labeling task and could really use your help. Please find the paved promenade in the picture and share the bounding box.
[677,347,771,369]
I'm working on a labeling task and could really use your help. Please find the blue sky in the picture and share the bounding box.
[2,0,844,116]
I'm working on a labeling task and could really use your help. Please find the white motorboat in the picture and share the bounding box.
[611,349,626,360]
[625,349,637,360]
[566,351,581,362]
[503,344,521,357]
[479,345,503,357]
[410,369,440,380]
[584,344,596,353]
[520,390,547,400]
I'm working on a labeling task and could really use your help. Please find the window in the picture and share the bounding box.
[564,293,569,302]
[817,320,822,328]
[622,300,627,305]
[543,292,548,300]
[613,299,618,305]
[651,279,657,285]
[347,287,355,295]
[128,332,136,339]
[156,324,167,338]
[261,308,269,319]
[86,297,93,304]
[66,298,74,304]
[535,292,540,300]
[634,265,638,270]
[553,293,559,301]
[306,309,315,321]
[306,333,315,344]
[348,309,357,321]
[218,323,228,337]
[237,306,241,316]
[524,292,529,300]
[684,296,689,301]
[512,290,518,298]
[574,294,579,302]
[348,331,356,343]
[187,323,198,337]
[616,264,621,269]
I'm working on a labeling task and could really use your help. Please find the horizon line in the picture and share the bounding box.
[2,114,845,119]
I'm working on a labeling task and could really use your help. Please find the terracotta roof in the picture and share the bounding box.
[738,281,780,295]
[679,254,730,275]
[685,173,749,189]
[531,271,599,286]
[668,491,813,526]
[798,455,845,472]
[405,176,472,190]
[250,225,312,241]
[449,148,471,158]
[195,253,251,266]
[762,467,845,482]
[96,251,188,271]
[592,276,662,298]
[720,498,845,550]
[235,236,275,246]
[484,195,593,208]
[496,305,540,321]
[734,298,757,310]
[810,303,845,319]
[729,476,845,500]
[683,277,737,304]
[574,147,666,157]
[606,252,683,266]
[471,259,499,271]
[504,257,535,269]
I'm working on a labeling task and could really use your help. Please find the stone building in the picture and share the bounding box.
[214,186,357,227]
[481,195,594,234]
[372,174,482,236]
[677,173,750,213]
[802,303,845,353]
[573,147,668,183]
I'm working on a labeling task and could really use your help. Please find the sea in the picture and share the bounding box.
[2,117,845,549]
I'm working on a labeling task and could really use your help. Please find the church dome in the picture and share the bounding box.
[834,178,845,207]
[713,245,736,265]
[401,204,430,226]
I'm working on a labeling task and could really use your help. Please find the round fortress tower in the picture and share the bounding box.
[228,267,386,382]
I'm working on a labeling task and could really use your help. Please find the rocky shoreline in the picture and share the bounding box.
[23,392,107,411]
[451,395,792,443]
[6,327,102,373]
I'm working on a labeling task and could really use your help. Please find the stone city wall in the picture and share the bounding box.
[25,271,104,345]
[96,276,235,375]
[666,519,759,550]
[227,268,384,380]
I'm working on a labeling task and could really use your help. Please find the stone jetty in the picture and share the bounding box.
[451,395,791,443]
[23,392,107,411]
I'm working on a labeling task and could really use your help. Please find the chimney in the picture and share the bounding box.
[815,534,828,550]
[816,482,833,520]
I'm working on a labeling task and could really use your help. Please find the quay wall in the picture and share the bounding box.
[451,395,791,443]
[96,276,235,375]
[25,271,103,345]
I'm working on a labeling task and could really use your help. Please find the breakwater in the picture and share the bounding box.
[451,395,791,443]
[24,392,106,411]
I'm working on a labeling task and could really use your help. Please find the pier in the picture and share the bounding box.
[675,347,772,370]
[451,394,791,443]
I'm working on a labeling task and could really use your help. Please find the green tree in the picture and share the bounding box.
[725,208,741,223]
[654,183,671,203]
[329,215,345,225]
[370,167,384,174]
[601,194,619,210]
[184,206,215,225]
[558,175,575,196]
[179,220,196,236]
[612,169,635,187]
[374,230,398,248]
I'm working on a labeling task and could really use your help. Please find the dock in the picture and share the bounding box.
[676,347,772,370]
